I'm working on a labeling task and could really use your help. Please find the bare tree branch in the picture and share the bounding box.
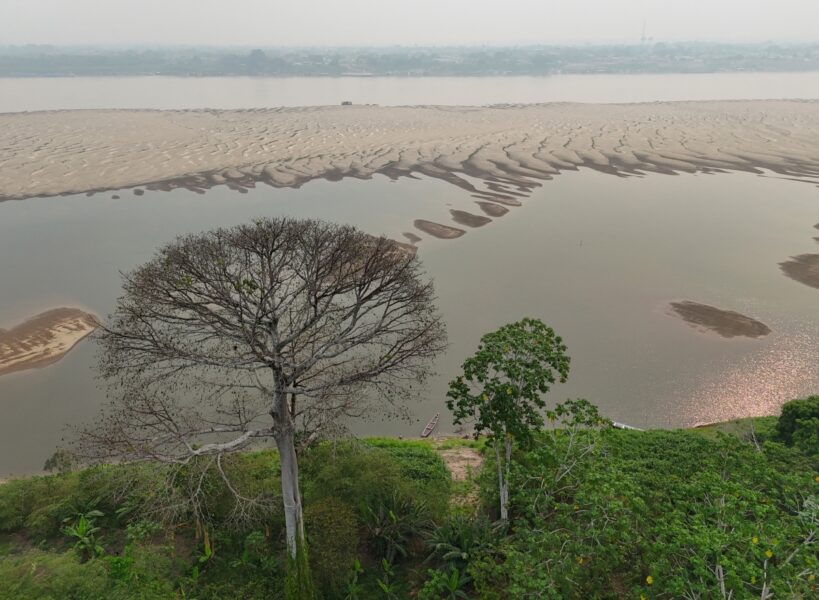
[75,217,447,572]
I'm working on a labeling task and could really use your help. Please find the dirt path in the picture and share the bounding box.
[439,447,483,482]
[438,445,484,510]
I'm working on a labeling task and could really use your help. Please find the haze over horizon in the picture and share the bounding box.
[1,0,818,47]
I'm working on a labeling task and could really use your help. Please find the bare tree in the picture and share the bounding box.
[79,217,446,594]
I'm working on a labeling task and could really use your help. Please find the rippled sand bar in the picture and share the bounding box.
[2,101,818,203]
[0,308,99,377]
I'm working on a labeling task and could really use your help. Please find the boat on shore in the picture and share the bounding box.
[421,413,440,438]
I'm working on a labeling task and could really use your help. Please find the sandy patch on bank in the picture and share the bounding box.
[0,308,99,377]
[1,101,818,239]
[439,447,484,482]
[668,301,771,339]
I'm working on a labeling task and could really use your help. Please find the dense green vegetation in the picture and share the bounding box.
[471,426,817,598]
[0,439,451,599]
[0,398,816,598]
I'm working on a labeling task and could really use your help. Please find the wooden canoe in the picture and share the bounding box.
[420,412,440,438]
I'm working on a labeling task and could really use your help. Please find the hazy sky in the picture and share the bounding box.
[1,0,817,46]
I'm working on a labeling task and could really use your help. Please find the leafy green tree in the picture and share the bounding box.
[446,318,570,520]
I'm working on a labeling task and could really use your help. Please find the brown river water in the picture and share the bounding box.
[1,168,818,475]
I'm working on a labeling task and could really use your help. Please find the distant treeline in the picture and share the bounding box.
[1,43,819,77]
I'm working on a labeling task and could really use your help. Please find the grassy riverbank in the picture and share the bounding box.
[0,404,816,599]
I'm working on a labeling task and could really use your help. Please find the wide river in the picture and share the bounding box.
[2,72,819,112]
[1,73,819,475]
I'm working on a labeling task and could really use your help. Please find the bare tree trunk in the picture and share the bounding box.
[273,392,314,599]
[276,426,306,558]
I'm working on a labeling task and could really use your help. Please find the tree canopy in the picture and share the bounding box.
[446,317,570,520]
[447,317,570,445]
[80,217,447,596]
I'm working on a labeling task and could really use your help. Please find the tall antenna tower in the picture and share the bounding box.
[641,20,647,45]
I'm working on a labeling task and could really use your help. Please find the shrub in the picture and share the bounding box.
[0,472,86,538]
[0,464,169,539]
[106,544,178,599]
[0,479,26,532]
[776,395,819,456]
[61,510,106,561]
[361,492,432,564]
[185,530,285,599]
[365,439,450,488]
[301,440,450,518]
[0,549,110,600]
[418,568,472,599]
[792,416,819,457]
[425,513,494,572]
[304,497,359,598]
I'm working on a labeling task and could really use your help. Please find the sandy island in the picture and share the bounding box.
[1,101,818,240]
[669,301,771,339]
[0,308,99,377]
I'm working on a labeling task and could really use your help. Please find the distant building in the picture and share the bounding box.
[341,101,353,106]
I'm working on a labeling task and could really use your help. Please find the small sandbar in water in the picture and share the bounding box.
[475,201,509,217]
[779,254,819,290]
[0,308,98,377]
[669,301,771,339]
[414,219,466,239]
[450,210,492,228]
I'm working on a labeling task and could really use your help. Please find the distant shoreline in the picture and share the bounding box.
[2,42,818,78]
[4,69,819,79]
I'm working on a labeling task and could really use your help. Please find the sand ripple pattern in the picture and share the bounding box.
[0,308,99,377]
[2,102,818,236]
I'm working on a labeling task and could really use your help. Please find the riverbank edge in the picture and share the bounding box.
[0,415,778,485]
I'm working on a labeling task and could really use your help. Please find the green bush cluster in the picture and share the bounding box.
[0,438,451,599]
[304,498,358,596]
[300,440,450,598]
[776,395,819,457]
[0,545,178,600]
[467,427,817,599]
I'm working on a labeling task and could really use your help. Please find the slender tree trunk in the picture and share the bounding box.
[276,426,306,558]
[495,439,509,521]
[503,433,512,516]
[273,392,315,599]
